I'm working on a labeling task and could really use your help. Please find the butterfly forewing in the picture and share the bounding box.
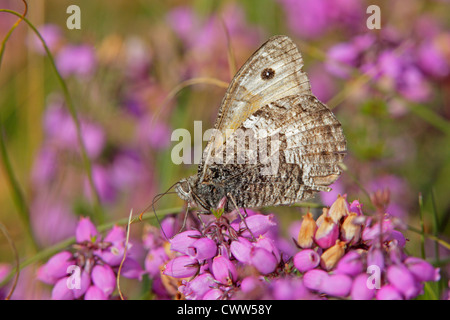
[200,35,312,182]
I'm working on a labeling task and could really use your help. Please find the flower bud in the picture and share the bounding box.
[320,240,346,271]
[404,257,440,282]
[181,272,216,300]
[233,214,277,238]
[320,274,352,297]
[387,264,419,299]
[293,249,320,272]
[203,288,223,300]
[335,251,363,276]
[315,217,339,249]
[120,257,144,279]
[163,255,199,279]
[84,285,107,300]
[145,247,169,277]
[340,213,361,245]
[230,237,253,264]
[249,247,278,275]
[328,194,349,223]
[51,277,74,300]
[303,269,329,291]
[254,236,281,263]
[187,237,217,261]
[73,271,91,299]
[240,276,263,293]
[351,273,375,300]
[211,255,237,284]
[297,212,317,248]
[349,200,363,216]
[170,230,201,254]
[376,284,403,300]
[76,217,99,243]
[38,251,75,284]
[91,264,116,296]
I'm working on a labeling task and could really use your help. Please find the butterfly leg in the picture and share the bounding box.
[227,193,256,241]
[177,202,192,235]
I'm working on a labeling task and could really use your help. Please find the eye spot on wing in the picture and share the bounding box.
[261,67,275,80]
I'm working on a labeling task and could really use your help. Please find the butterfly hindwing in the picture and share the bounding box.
[199,94,346,208]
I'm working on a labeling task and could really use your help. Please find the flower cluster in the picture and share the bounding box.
[145,195,440,300]
[37,217,143,300]
[325,26,450,109]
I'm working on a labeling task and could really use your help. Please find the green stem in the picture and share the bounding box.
[0,9,104,223]
[0,206,182,287]
[407,225,450,251]
[418,193,426,259]
[0,6,38,251]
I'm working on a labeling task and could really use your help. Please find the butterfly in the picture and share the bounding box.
[174,35,346,213]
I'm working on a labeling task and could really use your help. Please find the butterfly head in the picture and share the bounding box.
[175,176,197,202]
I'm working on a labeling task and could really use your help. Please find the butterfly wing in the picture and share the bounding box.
[199,94,346,209]
[199,35,311,182]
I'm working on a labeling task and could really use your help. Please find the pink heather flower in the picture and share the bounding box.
[211,256,237,284]
[249,247,278,275]
[303,269,329,292]
[97,226,126,266]
[254,236,281,263]
[293,249,320,273]
[37,251,74,284]
[180,273,216,300]
[75,217,99,243]
[163,255,199,279]
[309,64,337,102]
[233,213,277,238]
[31,147,57,185]
[84,285,107,300]
[320,274,352,298]
[320,181,344,207]
[56,44,97,78]
[351,274,376,300]
[51,277,74,300]
[349,200,363,216]
[43,103,105,159]
[202,288,223,300]
[240,276,263,293]
[387,264,419,299]
[73,271,91,299]
[30,24,63,54]
[91,264,116,296]
[230,237,253,264]
[376,284,403,300]
[334,251,363,277]
[120,258,144,280]
[188,238,218,261]
[30,198,78,248]
[314,217,339,249]
[170,230,201,254]
[145,247,169,277]
[85,165,117,204]
[271,278,312,300]
[404,257,440,282]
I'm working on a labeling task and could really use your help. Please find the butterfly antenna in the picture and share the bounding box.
[139,181,180,240]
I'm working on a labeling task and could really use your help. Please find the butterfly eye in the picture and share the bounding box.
[261,68,275,80]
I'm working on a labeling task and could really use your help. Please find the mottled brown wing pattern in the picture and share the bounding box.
[201,94,346,209]
[199,35,311,182]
